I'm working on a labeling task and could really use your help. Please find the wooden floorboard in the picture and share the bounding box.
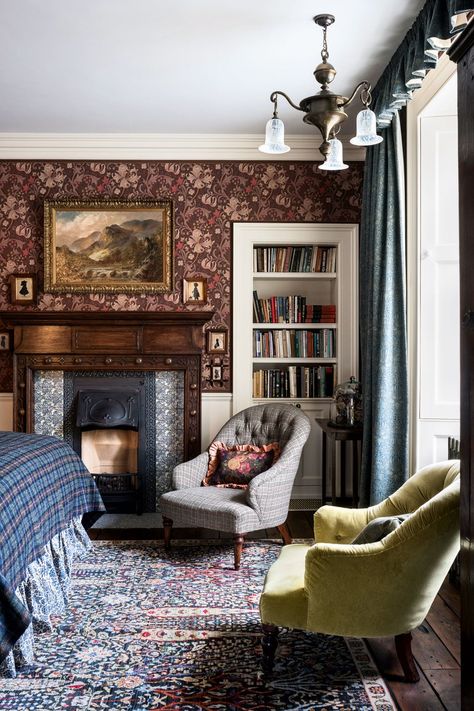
[426,595,461,666]
[366,637,445,711]
[438,578,461,618]
[411,621,459,671]
[89,513,461,710]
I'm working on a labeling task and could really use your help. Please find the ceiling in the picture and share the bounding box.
[0,0,426,135]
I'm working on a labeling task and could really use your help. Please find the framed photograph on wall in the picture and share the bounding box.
[9,274,37,305]
[43,198,173,294]
[183,276,207,305]
[0,332,10,351]
[207,329,227,354]
[211,365,223,382]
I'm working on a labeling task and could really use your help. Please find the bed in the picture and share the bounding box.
[0,431,104,676]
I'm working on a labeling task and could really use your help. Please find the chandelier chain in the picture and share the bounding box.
[321,27,329,62]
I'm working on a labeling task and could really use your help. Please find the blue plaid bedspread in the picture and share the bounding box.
[0,431,104,661]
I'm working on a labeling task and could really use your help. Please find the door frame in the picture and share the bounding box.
[406,53,458,473]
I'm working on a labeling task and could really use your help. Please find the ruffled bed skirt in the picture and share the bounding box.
[0,518,91,677]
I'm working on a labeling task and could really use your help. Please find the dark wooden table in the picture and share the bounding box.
[315,418,363,507]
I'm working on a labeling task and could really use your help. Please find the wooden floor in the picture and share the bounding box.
[89,510,461,711]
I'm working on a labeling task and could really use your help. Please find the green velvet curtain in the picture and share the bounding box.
[359,114,407,506]
[359,0,472,505]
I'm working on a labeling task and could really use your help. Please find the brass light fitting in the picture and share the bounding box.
[259,13,382,170]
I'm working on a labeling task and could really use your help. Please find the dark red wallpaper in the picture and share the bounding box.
[0,159,363,392]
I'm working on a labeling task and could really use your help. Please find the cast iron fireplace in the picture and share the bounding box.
[74,378,144,513]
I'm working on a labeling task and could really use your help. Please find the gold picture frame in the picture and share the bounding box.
[182,276,208,305]
[207,329,227,354]
[44,198,173,294]
[10,273,37,305]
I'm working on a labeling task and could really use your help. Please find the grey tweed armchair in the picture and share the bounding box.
[159,404,311,570]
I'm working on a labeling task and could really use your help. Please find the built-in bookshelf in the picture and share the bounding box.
[233,223,359,504]
[253,245,337,273]
[253,328,336,358]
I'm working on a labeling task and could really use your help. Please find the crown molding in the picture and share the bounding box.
[0,132,365,161]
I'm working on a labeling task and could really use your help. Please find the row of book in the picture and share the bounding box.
[253,365,335,399]
[253,329,336,358]
[253,246,337,273]
[253,291,336,324]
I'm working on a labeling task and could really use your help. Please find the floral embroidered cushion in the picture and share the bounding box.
[202,442,280,489]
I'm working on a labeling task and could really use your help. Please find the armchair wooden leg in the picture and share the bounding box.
[261,623,279,677]
[277,521,292,545]
[163,516,173,551]
[233,534,245,570]
[395,632,420,683]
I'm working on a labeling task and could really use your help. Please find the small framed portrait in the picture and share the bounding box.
[10,274,37,305]
[207,329,227,354]
[183,276,207,305]
[211,365,223,382]
[0,332,10,351]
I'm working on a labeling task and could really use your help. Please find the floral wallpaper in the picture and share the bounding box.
[0,159,363,392]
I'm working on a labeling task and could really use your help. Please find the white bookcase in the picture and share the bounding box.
[233,223,359,505]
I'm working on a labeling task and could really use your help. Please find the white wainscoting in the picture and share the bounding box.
[0,393,13,431]
[417,419,460,466]
[201,393,233,450]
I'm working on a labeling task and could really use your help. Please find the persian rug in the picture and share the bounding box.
[0,541,395,710]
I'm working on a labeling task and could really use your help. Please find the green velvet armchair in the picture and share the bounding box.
[260,460,460,682]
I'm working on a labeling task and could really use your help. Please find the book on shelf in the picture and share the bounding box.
[252,365,336,398]
[253,328,336,358]
[253,245,337,273]
[253,290,336,324]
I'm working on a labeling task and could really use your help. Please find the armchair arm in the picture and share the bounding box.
[304,538,433,638]
[314,505,371,544]
[172,452,209,489]
[247,446,302,524]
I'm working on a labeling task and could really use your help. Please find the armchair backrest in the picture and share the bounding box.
[212,404,311,453]
[368,460,460,519]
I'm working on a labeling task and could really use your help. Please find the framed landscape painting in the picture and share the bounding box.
[44,199,173,294]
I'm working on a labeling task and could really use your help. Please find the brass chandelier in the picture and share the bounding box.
[259,13,383,170]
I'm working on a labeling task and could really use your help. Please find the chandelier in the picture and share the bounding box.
[258,13,383,170]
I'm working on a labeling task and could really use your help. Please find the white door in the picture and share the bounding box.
[417,111,460,466]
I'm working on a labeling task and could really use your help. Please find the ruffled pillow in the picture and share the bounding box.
[202,442,280,489]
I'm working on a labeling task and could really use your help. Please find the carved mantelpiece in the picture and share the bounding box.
[0,311,213,460]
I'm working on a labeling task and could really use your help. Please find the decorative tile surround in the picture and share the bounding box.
[33,369,185,512]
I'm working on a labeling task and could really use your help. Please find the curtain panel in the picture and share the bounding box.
[359,1,472,505]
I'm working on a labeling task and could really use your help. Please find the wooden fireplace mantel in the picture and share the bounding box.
[0,310,214,355]
[0,310,214,453]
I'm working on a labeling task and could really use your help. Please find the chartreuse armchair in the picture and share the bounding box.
[260,460,460,682]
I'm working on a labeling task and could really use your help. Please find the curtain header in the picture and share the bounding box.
[373,0,472,127]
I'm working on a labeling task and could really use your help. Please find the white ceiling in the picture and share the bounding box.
[0,0,426,135]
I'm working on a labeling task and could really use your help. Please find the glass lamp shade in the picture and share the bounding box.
[350,108,383,146]
[318,138,348,171]
[258,117,290,154]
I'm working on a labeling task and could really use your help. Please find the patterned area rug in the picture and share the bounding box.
[0,541,395,710]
